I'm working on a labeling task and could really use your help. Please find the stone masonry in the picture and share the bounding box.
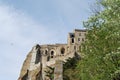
[18,29,86,80]
[54,60,63,80]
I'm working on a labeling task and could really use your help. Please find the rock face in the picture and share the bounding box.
[18,51,32,80]
[18,29,86,80]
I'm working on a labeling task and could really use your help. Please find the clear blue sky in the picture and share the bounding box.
[0,0,96,80]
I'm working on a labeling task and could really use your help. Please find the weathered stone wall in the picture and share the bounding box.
[54,60,63,80]
[18,29,86,80]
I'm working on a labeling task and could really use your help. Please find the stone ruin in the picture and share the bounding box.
[18,29,86,80]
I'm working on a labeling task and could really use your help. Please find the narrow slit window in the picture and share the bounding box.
[45,50,47,55]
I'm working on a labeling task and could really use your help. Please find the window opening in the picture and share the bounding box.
[61,48,65,54]
[45,50,47,55]
[82,38,84,41]
[70,33,74,38]
[51,51,54,58]
[72,38,74,43]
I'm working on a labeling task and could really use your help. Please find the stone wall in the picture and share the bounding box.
[18,29,86,80]
[54,60,63,80]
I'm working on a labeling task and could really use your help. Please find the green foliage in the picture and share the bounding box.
[77,0,120,80]
[63,54,80,80]
[104,48,120,80]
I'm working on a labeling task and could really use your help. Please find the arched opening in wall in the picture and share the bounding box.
[51,51,54,58]
[70,33,74,38]
[70,33,74,43]
[61,48,65,55]
[72,38,74,43]
[35,49,41,64]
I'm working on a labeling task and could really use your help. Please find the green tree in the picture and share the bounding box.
[77,0,120,80]
[63,53,80,80]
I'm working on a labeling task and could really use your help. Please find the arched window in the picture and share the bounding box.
[72,38,74,43]
[51,51,54,58]
[61,48,65,55]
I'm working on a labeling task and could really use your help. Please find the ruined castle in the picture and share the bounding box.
[18,29,86,80]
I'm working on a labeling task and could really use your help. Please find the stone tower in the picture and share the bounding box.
[18,29,86,80]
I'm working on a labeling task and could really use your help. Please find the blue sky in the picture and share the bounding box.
[0,0,96,80]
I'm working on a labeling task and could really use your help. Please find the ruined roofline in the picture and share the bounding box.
[34,29,86,47]
[69,32,74,35]
[74,29,87,32]
[36,43,67,47]
[68,29,86,35]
